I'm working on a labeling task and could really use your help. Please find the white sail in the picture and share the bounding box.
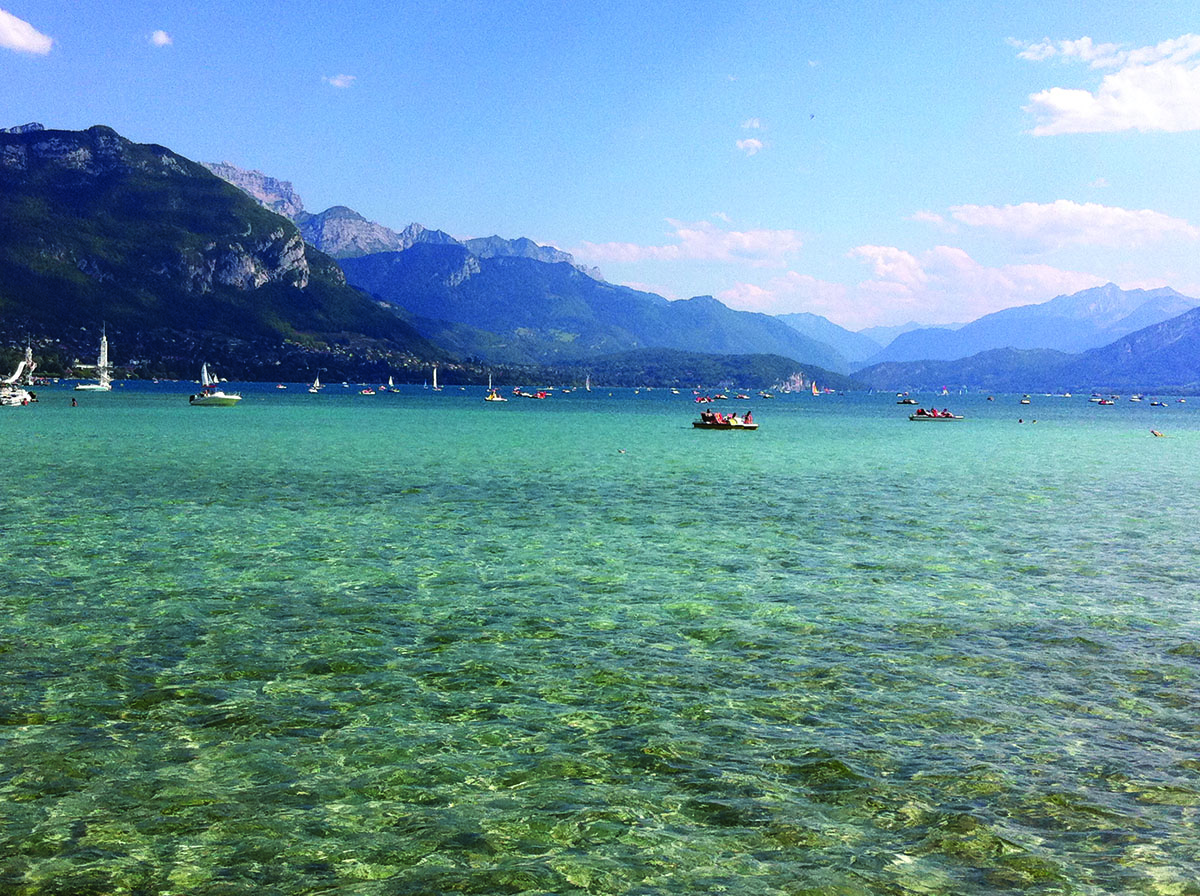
[432,365,440,391]
[75,327,113,391]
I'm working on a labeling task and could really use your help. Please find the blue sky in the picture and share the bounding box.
[3,1,1199,329]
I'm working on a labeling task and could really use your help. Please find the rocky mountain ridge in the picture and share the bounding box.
[0,124,437,379]
[204,161,602,278]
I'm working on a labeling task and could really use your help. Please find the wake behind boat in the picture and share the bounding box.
[189,363,242,406]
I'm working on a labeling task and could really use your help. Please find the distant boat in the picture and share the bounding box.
[811,381,819,396]
[485,389,507,402]
[189,363,242,406]
[75,327,112,391]
[432,365,441,391]
[309,373,322,393]
[585,374,591,392]
[909,409,963,421]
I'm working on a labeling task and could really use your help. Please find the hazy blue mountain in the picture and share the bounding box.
[857,321,938,347]
[863,284,1200,365]
[0,124,438,379]
[776,312,882,363]
[340,247,849,369]
[855,303,1200,393]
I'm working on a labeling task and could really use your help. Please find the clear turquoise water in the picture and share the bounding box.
[3,385,1200,895]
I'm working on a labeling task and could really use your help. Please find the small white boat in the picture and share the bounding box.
[189,363,242,406]
[308,373,322,393]
[75,327,113,391]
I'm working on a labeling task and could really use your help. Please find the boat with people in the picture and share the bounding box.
[75,327,113,391]
[693,410,757,430]
[908,407,963,421]
[188,363,242,406]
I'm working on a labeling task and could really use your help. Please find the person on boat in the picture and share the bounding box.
[744,410,753,424]
[942,408,950,417]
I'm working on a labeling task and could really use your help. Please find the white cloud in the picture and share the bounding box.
[716,246,1108,329]
[909,209,948,228]
[574,219,803,267]
[736,137,764,156]
[0,8,52,54]
[323,74,356,88]
[719,273,847,318]
[150,30,172,47]
[948,200,1200,252]
[848,245,1107,325]
[1018,33,1200,134]
[741,118,762,129]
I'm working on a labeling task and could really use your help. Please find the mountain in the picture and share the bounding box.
[776,312,882,363]
[854,303,1200,393]
[463,235,604,280]
[339,245,849,369]
[205,162,601,276]
[0,124,437,379]
[864,284,1200,365]
[857,321,935,347]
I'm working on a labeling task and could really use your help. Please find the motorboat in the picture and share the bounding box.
[189,363,242,406]
[485,389,507,402]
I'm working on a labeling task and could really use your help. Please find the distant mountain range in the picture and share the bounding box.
[863,284,1199,364]
[5,124,1200,391]
[338,246,849,371]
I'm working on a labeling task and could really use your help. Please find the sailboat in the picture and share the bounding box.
[585,374,591,392]
[1,348,36,406]
[432,365,441,391]
[189,363,242,406]
[309,373,322,393]
[75,327,113,391]
[485,371,507,401]
[387,375,395,391]
[811,380,819,396]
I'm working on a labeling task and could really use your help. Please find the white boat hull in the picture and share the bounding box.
[189,391,241,406]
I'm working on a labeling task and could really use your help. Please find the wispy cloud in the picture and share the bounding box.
[0,8,52,55]
[574,219,802,267]
[736,137,764,156]
[1016,33,1200,134]
[948,200,1199,251]
[741,118,762,130]
[323,74,356,88]
[717,246,1109,328]
[150,30,172,47]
